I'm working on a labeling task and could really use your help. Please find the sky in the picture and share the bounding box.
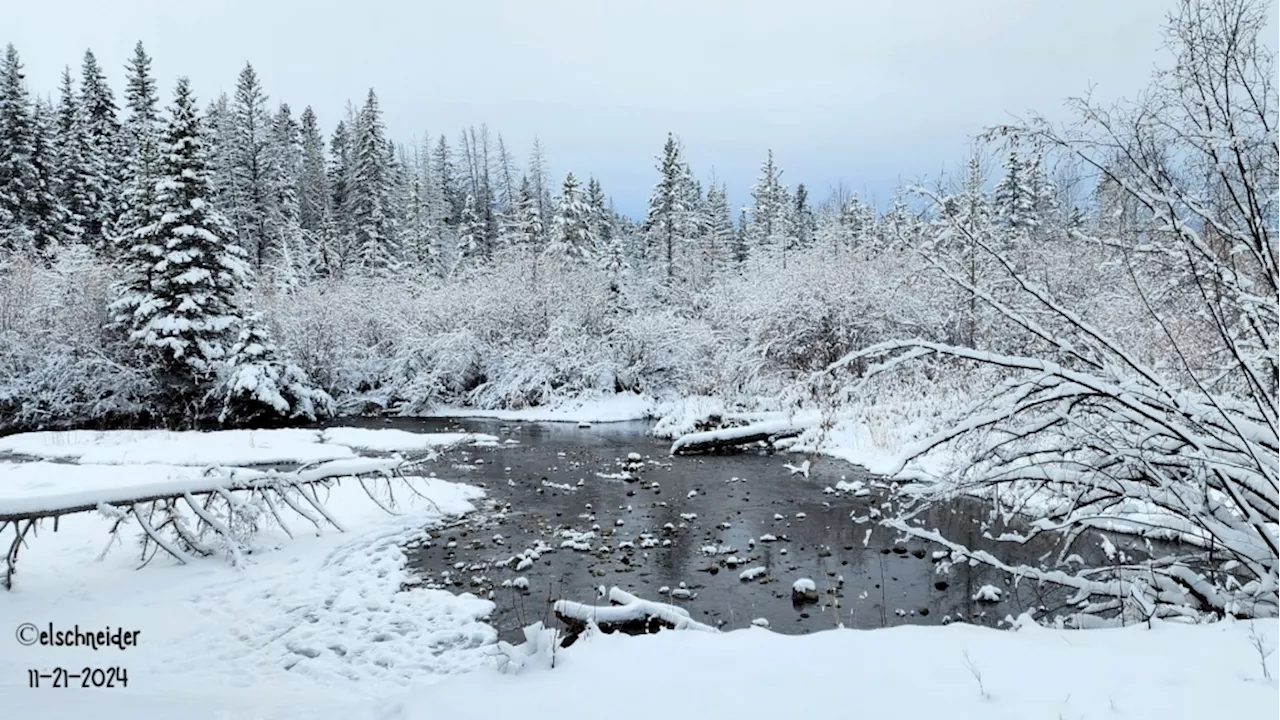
[6,0,1270,218]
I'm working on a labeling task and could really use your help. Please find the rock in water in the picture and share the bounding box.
[791,577,819,603]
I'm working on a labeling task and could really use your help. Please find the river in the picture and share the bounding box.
[336,416,1072,642]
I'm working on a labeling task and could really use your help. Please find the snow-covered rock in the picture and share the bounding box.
[791,578,818,603]
[973,585,1002,603]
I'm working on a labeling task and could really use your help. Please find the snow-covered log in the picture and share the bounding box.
[669,419,810,455]
[1,458,412,589]
[553,586,717,639]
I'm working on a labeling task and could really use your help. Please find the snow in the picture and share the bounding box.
[0,427,1275,720]
[792,578,817,593]
[0,428,353,466]
[0,458,409,517]
[0,468,495,718]
[974,584,1003,602]
[0,427,501,468]
[424,393,654,423]
[669,417,814,455]
[553,587,716,632]
[370,618,1278,720]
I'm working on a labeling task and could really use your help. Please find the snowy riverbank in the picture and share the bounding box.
[0,424,1274,719]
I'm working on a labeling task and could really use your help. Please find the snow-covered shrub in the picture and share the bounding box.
[819,0,1278,626]
[493,621,562,673]
[214,316,334,425]
[0,252,155,431]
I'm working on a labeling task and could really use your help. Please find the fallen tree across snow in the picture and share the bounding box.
[0,457,435,589]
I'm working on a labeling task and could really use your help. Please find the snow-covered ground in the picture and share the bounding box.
[0,429,498,718]
[1,426,1274,719]
[0,426,499,466]
[372,616,1278,720]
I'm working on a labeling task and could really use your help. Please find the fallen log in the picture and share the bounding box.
[669,419,810,455]
[553,587,716,645]
[1,458,410,590]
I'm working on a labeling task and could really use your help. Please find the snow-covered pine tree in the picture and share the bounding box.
[297,106,329,235]
[215,313,334,425]
[684,176,707,272]
[642,133,691,282]
[546,171,595,266]
[53,66,90,246]
[702,183,734,277]
[229,63,278,270]
[78,49,123,253]
[27,97,66,257]
[0,44,41,256]
[350,88,398,276]
[516,175,544,252]
[110,76,252,411]
[202,92,236,210]
[992,143,1037,231]
[586,176,621,274]
[792,183,814,251]
[747,149,790,266]
[320,117,355,275]
[431,134,460,226]
[402,143,439,270]
[268,103,309,290]
[115,41,162,258]
[732,206,749,265]
[527,138,551,243]
[453,192,482,273]
[459,125,498,255]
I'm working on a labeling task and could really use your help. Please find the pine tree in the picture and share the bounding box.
[547,171,595,265]
[527,138,551,242]
[78,49,123,252]
[202,93,236,210]
[642,133,692,282]
[350,89,397,275]
[454,192,481,272]
[516,175,544,252]
[431,134,460,225]
[215,313,334,424]
[110,77,252,407]
[53,67,89,245]
[586,176,620,273]
[28,98,66,256]
[269,103,308,289]
[748,149,790,265]
[402,143,439,270]
[733,207,749,265]
[115,41,162,257]
[0,44,40,255]
[229,63,278,270]
[993,143,1044,230]
[297,106,329,234]
[793,183,814,250]
[703,183,734,276]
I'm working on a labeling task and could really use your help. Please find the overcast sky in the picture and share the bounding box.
[8,0,1263,217]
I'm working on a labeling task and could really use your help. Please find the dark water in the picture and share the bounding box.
[351,417,1075,641]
